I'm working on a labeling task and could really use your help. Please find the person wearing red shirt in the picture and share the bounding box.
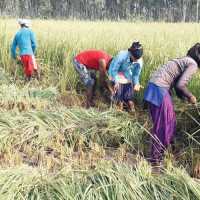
[73,50,114,108]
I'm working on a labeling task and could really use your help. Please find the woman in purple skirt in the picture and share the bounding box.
[109,42,144,111]
[143,43,200,163]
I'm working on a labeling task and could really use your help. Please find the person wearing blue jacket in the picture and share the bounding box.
[11,19,42,84]
[109,42,143,111]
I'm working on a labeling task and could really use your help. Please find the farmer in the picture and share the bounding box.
[108,42,143,111]
[11,19,42,84]
[73,50,114,108]
[143,43,200,164]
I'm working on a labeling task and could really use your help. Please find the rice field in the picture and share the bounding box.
[0,19,200,199]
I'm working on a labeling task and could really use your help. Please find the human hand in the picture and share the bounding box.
[114,83,120,91]
[14,58,22,65]
[110,94,115,101]
[134,84,144,91]
[187,96,197,104]
[110,88,115,101]
[110,88,115,96]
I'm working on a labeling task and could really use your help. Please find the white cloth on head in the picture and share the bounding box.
[18,19,31,27]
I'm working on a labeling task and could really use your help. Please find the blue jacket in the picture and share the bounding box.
[11,27,37,59]
[108,50,143,85]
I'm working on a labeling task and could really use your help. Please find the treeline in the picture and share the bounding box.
[0,0,199,22]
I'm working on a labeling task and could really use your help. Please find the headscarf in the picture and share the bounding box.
[128,42,143,59]
[19,19,31,27]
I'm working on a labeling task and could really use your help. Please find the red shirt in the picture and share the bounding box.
[76,50,112,70]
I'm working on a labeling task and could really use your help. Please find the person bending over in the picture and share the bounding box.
[73,50,114,108]
[109,42,143,111]
[11,19,42,84]
[143,43,200,164]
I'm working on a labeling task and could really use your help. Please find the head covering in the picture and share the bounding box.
[128,42,143,59]
[18,19,31,27]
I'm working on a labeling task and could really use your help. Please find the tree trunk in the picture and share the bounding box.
[196,0,199,22]
[126,0,130,20]
[158,2,161,21]
[137,0,140,16]
[182,0,187,22]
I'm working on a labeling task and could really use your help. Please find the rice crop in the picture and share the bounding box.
[1,19,200,99]
[0,160,199,200]
[0,84,58,111]
[0,18,200,199]
[0,76,198,198]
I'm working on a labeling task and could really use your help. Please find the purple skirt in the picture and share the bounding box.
[114,83,134,102]
[148,92,175,162]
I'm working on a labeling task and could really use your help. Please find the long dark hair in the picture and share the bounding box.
[187,43,200,67]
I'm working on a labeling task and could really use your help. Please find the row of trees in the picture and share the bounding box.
[0,0,200,22]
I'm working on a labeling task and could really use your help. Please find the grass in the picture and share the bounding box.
[0,19,200,199]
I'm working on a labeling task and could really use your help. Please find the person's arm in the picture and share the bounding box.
[175,87,187,101]
[110,53,124,91]
[111,53,123,84]
[30,30,37,53]
[10,36,17,59]
[175,64,197,104]
[175,87,196,104]
[132,58,143,91]
[99,59,114,95]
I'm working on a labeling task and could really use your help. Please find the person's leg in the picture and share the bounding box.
[35,69,42,84]
[30,56,42,84]
[25,75,31,83]
[148,92,175,163]
[123,83,135,111]
[73,57,97,108]
[86,85,95,108]
[20,55,32,84]
[128,100,135,111]
[114,83,124,110]
[117,100,123,110]
[86,78,97,109]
